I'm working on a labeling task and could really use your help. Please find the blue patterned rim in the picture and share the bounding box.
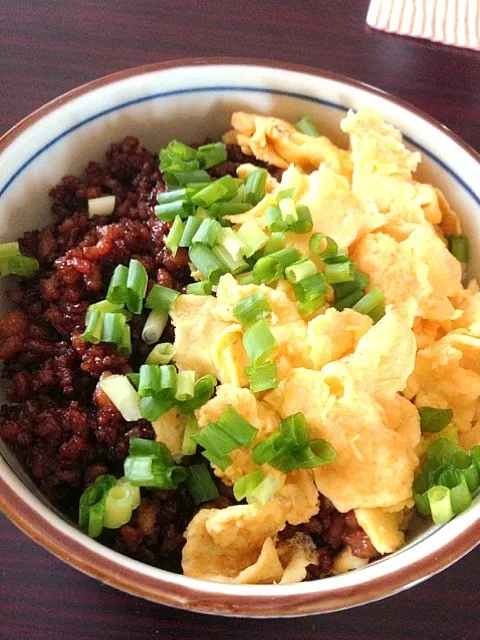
[0,86,479,206]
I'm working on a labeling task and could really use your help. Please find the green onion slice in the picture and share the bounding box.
[155,200,194,221]
[142,309,169,345]
[419,407,453,433]
[236,220,269,257]
[145,284,180,312]
[101,312,126,344]
[309,233,338,259]
[191,218,222,248]
[182,414,199,456]
[233,470,265,502]
[428,486,454,524]
[245,361,278,393]
[78,474,116,538]
[186,463,220,505]
[186,280,213,295]
[165,216,185,256]
[447,235,469,263]
[179,215,203,248]
[265,205,288,232]
[293,273,327,303]
[324,261,355,284]
[197,142,227,169]
[146,342,175,365]
[81,309,104,344]
[247,475,282,508]
[178,374,217,414]
[290,205,313,234]
[232,292,272,328]
[189,244,228,284]
[295,115,319,137]
[103,480,141,529]
[352,287,385,316]
[191,175,238,208]
[100,375,142,421]
[106,264,129,305]
[244,169,268,205]
[126,259,148,314]
[243,318,277,366]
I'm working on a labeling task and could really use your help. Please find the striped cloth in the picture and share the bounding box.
[367,0,480,50]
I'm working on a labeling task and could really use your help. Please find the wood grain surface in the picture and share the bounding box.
[0,0,479,638]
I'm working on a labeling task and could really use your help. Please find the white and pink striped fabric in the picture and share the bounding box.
[367,0,480,50]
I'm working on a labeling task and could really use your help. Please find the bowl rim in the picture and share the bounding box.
[0,57,479,617]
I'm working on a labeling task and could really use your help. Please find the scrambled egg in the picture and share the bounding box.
[161,108,476,583]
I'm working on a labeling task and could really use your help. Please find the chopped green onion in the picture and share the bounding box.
[413,473,431,515]
[216,227,246,261]
[118,324,132,356]
[293,273,327,303]
[232,292,272,328]
[189,244,228,284]
[290,205,313,234]
[124,455,187,489]
[428,486,454,524]
[333,270,370,301]
[265,205,288,232]
[158,364,177,394]
[175,370,195,401]
[182,414,199,455]
[145,284,180,312]
[202,450,232,472]
[427,438,462,464]
[0,242,22,263]
[142,309,169,345]
[165,216,185,256]
[280,413,310,448]
[156,188,190,205]
[179,215,203,247]
[191,218,222,248]
[253,247,302,284]
[352,287,385,316]
[163,170,210,189]
[186,281,213,295]
[186,464,220,505]
[88,195,116,218]
[334,290,364,311]
[103,480,141,529]
[243,319,277,365]
[236,221,269,257]
[213,245,249,274]
[81,309,104,344]
[233,470,265,501]
[447,235,469,263]
[245,361,278,393]
[247,475,282,508]
[146,342,175,365]
[138,364,161,398]
[191,175,238,207]
[419,407,453,433]
[236,272,255,285]
[128,438,174,460]
[178,374,217,414]
[309,233,338,259]
[324,253,350,265]
[160,140,197,168]
[295,114,319,137]
[208,202,253,217]
[324,261,355,284]
[368,303,386,323]
[139,395,177,421]
[261,232,286,256]
[127,373,140,388]
[298,295,325,318]
[6,255,39,277]
[279,198,298,225]
[86,300,123,323]
[285,259,317,284]
[197,142,227,169]
[154,200,194,221]
[126,259,148,314]
[453,453,479,493]
[99,375,141,421]
[244,169,268,205]
[101,312,126,344]
[106,264,128,305]
[277,188,295,201]
[78,474,116,538]
[193,405,258,458]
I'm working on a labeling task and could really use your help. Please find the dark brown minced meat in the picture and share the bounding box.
[0,137,378,575]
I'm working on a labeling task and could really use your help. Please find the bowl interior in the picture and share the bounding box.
[0,62,479,615]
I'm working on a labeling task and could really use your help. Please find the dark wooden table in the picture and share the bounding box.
[1,1,479,638]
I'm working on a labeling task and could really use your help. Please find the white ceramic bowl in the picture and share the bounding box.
[0,59,479,617]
